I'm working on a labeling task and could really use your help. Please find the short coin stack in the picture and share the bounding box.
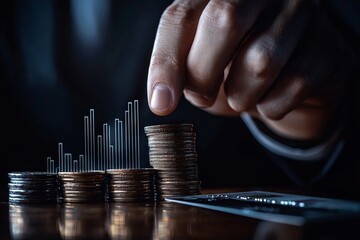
[8,172,57,203]
[57,171,105,203]
[106,168,157,202]
[144,123,201,200]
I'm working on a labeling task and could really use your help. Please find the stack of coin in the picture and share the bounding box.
[144,123,201,200]
[57,171,105,203]
[8,172,57,203]
[106,168,157,202]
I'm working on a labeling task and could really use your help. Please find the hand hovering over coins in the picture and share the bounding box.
[147,0,350,141]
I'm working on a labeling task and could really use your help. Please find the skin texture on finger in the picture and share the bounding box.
[258,85,344,140]
[225,0,315,112]
[147,0,208,116]
[185,0,269,108]
[255,16,345,140]
[257,12,342,121]
[186,62,256,116]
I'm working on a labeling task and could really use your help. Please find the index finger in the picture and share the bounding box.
[147,0,208,116]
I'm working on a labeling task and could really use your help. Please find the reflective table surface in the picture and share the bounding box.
[0,189,359,240]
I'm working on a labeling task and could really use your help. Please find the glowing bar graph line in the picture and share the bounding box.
[79,155,84,172]
[46,100,141,173]
[90,109,95,171]
[135,100,140,168]
[125,110,128,169]
[97,135,102,171]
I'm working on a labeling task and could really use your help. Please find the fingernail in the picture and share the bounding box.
[150,83,173,113]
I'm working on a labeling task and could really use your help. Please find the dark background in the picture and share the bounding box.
[0,0,359,202]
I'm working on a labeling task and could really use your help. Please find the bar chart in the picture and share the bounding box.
[46,100,140,173]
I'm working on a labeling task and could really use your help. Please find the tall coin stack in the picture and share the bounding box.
[8,172,57,203]
[106,168,157,202]
[144,123,201,200]
[57,171,105,203]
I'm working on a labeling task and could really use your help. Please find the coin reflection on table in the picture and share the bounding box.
[58,203,107,240]
[106,203,155,239]
[153,202,200,240]
[9,203,59,239]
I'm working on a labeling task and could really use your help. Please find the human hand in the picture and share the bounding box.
[147,0,347,139]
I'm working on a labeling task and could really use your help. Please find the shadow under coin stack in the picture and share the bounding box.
[106,168,157,202]
[144,123,201,200]
[57,171,105,203]
[8,172,57,203]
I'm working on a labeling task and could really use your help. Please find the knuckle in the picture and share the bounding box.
[233,102,250,112]
[229,100,251,113]
[244,42,281,80]
[225,91,252,113]
[293,77,308,91]
[204,0,242,31]
[161,1,198,27]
